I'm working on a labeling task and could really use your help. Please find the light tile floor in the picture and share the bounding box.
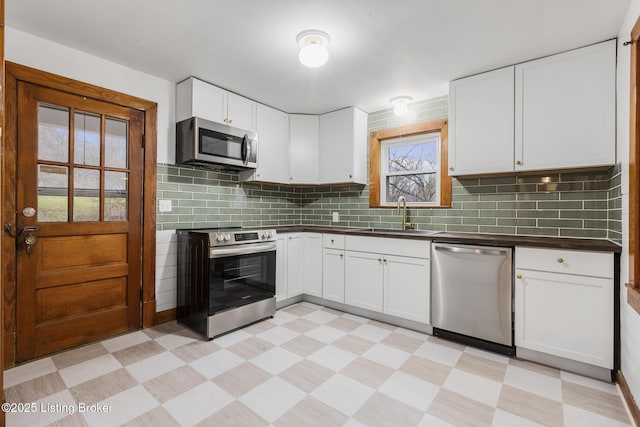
[2,302,634,427]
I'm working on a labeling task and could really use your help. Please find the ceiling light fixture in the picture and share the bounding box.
[390,96,413,116]
[297,30,330,68]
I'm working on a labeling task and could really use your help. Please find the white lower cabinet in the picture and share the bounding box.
[345,251,384,312]
[285,234,304,298]
[384,255,430,323]
[278,233,322,301]
[344,236,430,323]
[275,234,287,301]
[323,248,345,303]
[302,233,323,297]
[514,247,614,369]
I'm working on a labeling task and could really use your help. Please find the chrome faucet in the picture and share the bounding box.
[396,196,413,230]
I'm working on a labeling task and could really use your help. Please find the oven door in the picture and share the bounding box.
[208,244,276,315]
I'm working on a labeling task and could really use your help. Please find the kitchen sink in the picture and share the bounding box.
[354,228,440,236]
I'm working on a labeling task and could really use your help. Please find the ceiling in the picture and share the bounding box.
[6,0,631,114]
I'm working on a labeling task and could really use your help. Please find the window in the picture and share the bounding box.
[369,119,451,208]
[380,132,440,206]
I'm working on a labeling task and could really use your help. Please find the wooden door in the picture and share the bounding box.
[15,82,143,361]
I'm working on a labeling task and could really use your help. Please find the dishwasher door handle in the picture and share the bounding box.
[434,245,509,256]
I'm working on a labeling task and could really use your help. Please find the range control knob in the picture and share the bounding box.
[216,234,224,242]
[224,234,231,241]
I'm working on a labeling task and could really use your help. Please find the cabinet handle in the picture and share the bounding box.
[378,258,382,263]
[228,119,233,124]
[383,259,387,263]
[340,254,343,259]
[289,237,292,240]
[515,160,522,165]
[223,118,229,123]
[449,166,454,171]
[557,257,564,263]
[331,239,334,244]
[516,274,523,279]
[349,174,353,178]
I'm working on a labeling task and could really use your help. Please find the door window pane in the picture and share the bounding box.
[386,173,437,203]
[105,171,127,221]
[73,168,100,221]
[38,104,69,162]
[38,165,68,222]
[105,118,127,169]
[74,111,100,166]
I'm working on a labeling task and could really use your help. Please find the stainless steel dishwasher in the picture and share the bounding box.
[431,243,514,355]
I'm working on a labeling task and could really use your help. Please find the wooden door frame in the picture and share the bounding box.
[1,62,157,367]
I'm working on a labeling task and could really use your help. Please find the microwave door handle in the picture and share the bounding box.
[241,134,248,165]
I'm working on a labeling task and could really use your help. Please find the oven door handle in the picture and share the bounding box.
[209,241,277,258]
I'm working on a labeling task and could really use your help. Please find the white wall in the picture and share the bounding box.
[617,0,640,404]
[5,27,175,164]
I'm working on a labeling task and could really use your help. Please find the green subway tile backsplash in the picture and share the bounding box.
[156,95,622,245]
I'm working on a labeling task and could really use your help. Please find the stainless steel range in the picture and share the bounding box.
[176,228,277,338]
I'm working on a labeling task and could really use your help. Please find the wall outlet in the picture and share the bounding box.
[159,199,172,213]
[332,211,339,222]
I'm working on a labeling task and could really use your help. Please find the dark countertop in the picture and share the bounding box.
[273,225,622,253]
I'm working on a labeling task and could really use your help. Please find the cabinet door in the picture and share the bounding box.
[319,108,354,184]
[176,77,227,124]
[275,236,287,301]
[449,67,515,175]
[303,233,323,297]
[383,255,430,324]
[289,114,319,184]
[286,234,304,297]
[252,104,290,183]
[323,249,345,303]
[514,269,613,369]
[345,251,384,312]
[226,92,257,132]
[515,40,616,171]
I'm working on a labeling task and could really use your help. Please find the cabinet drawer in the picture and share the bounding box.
[323,234,345,249]
[515,247,613,279]
[346,236,429,259]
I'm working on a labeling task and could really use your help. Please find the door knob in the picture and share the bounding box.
[24,233,37,255]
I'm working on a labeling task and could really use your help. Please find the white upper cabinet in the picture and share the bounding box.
[448,40,616,176]
[226,92,257,132]
[319,107,368,185]
[289,114,320,184]
[515,40,616,171]
[176,77,257,132]
[449,66,515,175]
[241,104,289,183]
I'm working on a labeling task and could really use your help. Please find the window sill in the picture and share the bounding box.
[627,282,640,316]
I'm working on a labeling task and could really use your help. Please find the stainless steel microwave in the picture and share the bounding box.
[176,117,258,170]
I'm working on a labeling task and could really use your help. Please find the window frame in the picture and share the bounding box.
[628,17,640,315]
[369,119,451,208]
[379,132,441,207]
